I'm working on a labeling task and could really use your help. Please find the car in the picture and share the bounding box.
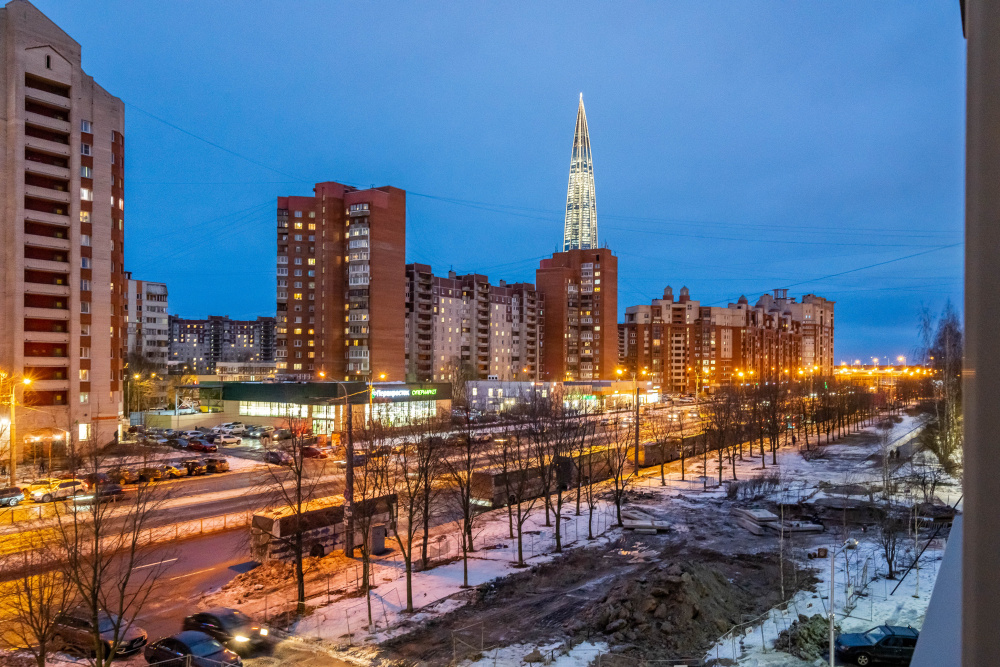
[180,430,205,440]
[167,437,189,449]
[53,607,148,657]
[143,630,242,667]
[107,467,137,485]
[471,433,492,444]
[73,483,125,505]
[181,608,269,654]
[263,450,292,466]
[31,479,85,503]
[21,478,61,497]
[159,464,188,479]
[301,446,328,459]
[248,425,275,438]
[82,472,110,491]
[273,429,293,440]
[180,459,208,476]
[835,625,919,666]
[212,422,247,435]
[0,486,24,507]
[188,440,218,453]
[137,467,164,483]
[214,434,242,446]
[203,457,230,473]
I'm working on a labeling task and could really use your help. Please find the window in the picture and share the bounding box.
[277,267,288,276]
[294,211,303,218]
[78,423,90,440]
[80,188,93,201]
[79,392,89,404]
[80,302,90,313]
[79,369,89,381]
[79,211,90,223]
[80,166,92,178]
[80,324,90,335]
[80,279,90,291]
[294,235,302,241]
[294,222,303,230]
[118,198,123,210]
[80,119,91,133]
[308,223,316,230]
[45,55,52,69]
[80,346,90,358]
[293,293,302,300]
[309,211,316,218]
[307,258,316,265]
[81,257,91,269]
[81,144,92,156]
[81,234,91,246]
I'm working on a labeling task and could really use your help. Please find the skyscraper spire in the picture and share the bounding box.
[563,93,598,251]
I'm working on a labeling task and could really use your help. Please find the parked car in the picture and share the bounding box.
[167,438,189,449]
[73,483,125,505]
[143,630,241,667]
[0,486,24,507]
[180,431,205,440]
[273,429,293,440]
[20,478,60,497]
[181,608,268,654]
[214,434,242,446]
[159,464,188,479]
[180,459,207,476]
[53,607,147,657]
[263,450,292,466]
[32,479,85,503]
[212,422,247,435]
[107,467,137,485]
[471,433,492,444]
[137,467,164,483]
[82,472,110,491]
[301,446,328,459]
[203,457,230,473]
[835,625,919,666]
[248,425,275,438]
[188,440,218,453]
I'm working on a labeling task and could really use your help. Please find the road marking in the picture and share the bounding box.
[133,557,178,571]
[169,567,216,581]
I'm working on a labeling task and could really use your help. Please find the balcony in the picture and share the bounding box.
[22,330,69,344]
[25,111,71,134]
[24,282,70,297]
[24,257,69,272]
[24,209,69,226]
[24,306,68,320]
[25,184,70,204]
[29,379,70,391]
[23,87,71,110]
[24,134,70,157]
[24,160,70,180]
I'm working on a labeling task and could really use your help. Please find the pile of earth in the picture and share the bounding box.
[575,551,808,660]
[220,558,301,599]
[775,613,835,662]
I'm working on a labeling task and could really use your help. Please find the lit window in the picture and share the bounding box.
[80,166,92,178]
[79,369,89,381]
[294,222,303,229]
[80,188,93,201]
[293,293,302,300]
[307,258,316,265]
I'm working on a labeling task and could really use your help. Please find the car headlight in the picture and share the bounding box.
[258,628,267,636]
[233,635,250,643]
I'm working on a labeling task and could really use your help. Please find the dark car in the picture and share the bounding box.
[836,625,919,666]
[188,440,218,453]
[107,467,137,485]
[82,472,110,491]
[73,483,125,506]
[182,608,268,654]
[144,630,242,667]
[301,446,328,459]
[137,466,163,483]
[167,437,188,449]
[0,486,23,507]
[53,608,147,657]
[180,459,208,476]
[263,450,292,466]
[203,457,230,473]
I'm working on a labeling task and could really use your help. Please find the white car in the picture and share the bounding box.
[213,422,247,435]
[32,479,85,503]
[179,430,204,440]
[214,434,242,446]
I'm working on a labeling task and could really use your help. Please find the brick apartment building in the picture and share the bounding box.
[125,273,168,368]
[276,182,406,381]
[618,287,828,393]
[0,0,126,457]
[536,248,618,381]
[404,264,543,382]
[168,315,275,375]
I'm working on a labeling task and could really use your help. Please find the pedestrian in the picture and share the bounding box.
[792,435,797,446]
[39,459,47,474]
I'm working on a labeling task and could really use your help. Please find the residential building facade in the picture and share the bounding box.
[404,264,543,382]
[536,248,618,381]
[276,182,406,381]
[0,0,126,457]
[618,287,825,393]
[168,315,276,375]
[124,273,168,367]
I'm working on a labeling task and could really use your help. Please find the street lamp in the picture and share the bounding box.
[2,374,31,486]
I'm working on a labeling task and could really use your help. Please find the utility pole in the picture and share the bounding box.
[634,380,640,474]
[343,385,355,557]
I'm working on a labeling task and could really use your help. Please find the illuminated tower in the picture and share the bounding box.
[562,93,598,251]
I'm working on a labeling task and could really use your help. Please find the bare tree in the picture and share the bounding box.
[442,412,487,587]
[352,418,393,631]
[0,526,74,667]
[259,415,324,613]
[601,422,635,526]
[507,434,541,565]
[874,509,906,580]
[52,416,169,667]
[388,419,433,612]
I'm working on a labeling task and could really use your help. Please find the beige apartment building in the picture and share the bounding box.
[0,0,126,466]
[125,273,168,368]
[404,264,543,382]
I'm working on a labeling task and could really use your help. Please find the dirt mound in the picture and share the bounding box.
[221,559,297,598]
[576,551,805,660]
[775,614,835,662]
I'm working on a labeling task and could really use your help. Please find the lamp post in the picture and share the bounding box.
[829,538,858,666]
[2,374,31,486]
[617,366,647,474]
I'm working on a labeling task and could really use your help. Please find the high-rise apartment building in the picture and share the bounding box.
[563,94,598,252]
[168,315,275,375]
[0,0,126,456]
[125,273,168,368]
[276,182,406,381]
[619,287,823,393]
[404,264,542,382]
[536,248,618,381]
[786,293,835,375]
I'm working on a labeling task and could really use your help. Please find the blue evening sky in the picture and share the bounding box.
[35,1,965,364]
